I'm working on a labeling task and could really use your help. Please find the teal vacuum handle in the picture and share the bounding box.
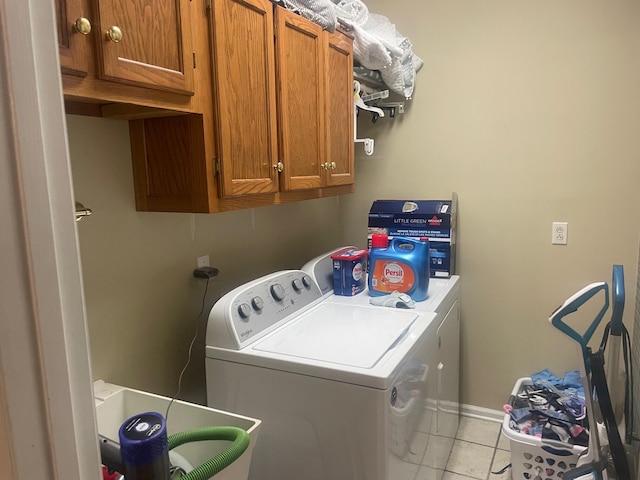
[549,282,609,359]
[610,265,624,336]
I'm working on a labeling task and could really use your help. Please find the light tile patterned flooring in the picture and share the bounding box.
[445,416,512,480]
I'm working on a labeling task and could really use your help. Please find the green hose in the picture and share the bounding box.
[167,426,250,480]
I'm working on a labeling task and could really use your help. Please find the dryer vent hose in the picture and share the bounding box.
[168,426,250,480]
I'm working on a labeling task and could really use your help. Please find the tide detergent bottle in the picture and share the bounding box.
[368,234,430,301]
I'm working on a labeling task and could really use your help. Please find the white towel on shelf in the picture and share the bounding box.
[335,1,423,99]
[279,0,423,99]
[281,0,338,32]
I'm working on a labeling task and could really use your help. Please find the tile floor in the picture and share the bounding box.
[444,416,512,480]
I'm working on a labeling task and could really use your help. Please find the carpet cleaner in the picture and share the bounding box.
[549,265,635,480]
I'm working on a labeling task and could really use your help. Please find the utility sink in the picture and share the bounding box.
[94,380,261,480]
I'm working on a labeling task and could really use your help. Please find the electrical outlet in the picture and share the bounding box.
[552,222,568,245]
[197,255,210,268]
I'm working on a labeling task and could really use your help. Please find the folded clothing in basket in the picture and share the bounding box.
[507,380,589,448]
[531,368,585,399]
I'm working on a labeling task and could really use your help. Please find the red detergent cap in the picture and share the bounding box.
[371,234,389,248]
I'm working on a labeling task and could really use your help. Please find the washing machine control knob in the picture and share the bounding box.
[251,296,264,311]
[301,275,313,288]
[237,303,252,320]
[270,283,286,301]
[291,278,303,292]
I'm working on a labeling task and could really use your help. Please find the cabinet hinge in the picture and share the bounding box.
[214,158,221,175]
[192,52,196,69]
[204,0,212,14]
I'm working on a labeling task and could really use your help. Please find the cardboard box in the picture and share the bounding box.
[367,194,457,278]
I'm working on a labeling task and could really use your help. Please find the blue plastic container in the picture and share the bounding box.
[331,247,368,296]
[119,411,170,480]
[368,235,430,301]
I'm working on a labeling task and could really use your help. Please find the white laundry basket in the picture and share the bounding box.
[502,377,587,480]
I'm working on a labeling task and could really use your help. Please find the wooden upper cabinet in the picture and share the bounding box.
[56,0,91,77]
[325,29,354,187]
[276,7,325,191]
[130,114,209,212]
[92,0,194,95]
[126,3,354,213]
[209,0,279,197]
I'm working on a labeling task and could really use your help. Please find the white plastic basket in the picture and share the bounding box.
[502,377,587,480]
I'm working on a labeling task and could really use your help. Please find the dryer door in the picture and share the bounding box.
[436,299,460,439]
[254,303,419,368]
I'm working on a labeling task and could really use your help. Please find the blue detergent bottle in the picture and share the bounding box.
[368,235,430,301]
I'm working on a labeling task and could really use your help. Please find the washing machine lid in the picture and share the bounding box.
[253,303,419,368]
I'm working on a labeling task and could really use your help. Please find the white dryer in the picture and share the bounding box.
[205,251,460,480]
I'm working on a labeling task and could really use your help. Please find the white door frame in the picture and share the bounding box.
[0,0,100,478]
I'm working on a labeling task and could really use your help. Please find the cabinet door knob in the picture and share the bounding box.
[73,17,92,35]
[273,161,284,172]
[330,161,336,170]
[106,25,123,43]
[321,162,329,170]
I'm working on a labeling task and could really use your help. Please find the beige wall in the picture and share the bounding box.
[68,0,640,411]
[67,115,344,404]
[341,0,640,408]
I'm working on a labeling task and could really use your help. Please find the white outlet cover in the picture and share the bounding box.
[552,222,568,245]
[197,255,210,268]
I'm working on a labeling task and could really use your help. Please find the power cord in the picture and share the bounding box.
[600,321,635,444]
[491,463,511,475]
[165,267,219,423]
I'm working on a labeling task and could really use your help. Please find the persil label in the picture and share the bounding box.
[384,263,404,283]
[353,262,363,281]
[370,260,415,294]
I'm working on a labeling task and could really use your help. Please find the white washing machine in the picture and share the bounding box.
[205,250,460,480]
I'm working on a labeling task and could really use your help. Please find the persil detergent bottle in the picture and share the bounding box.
[368,234,430,301]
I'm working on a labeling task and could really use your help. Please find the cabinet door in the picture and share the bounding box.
[210,0,279,197]
[92,0,194,95]
[56,0,91,76]
[324,30,354,187]
[276,8,325,191]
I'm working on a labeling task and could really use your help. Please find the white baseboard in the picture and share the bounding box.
[460,403,504,423]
